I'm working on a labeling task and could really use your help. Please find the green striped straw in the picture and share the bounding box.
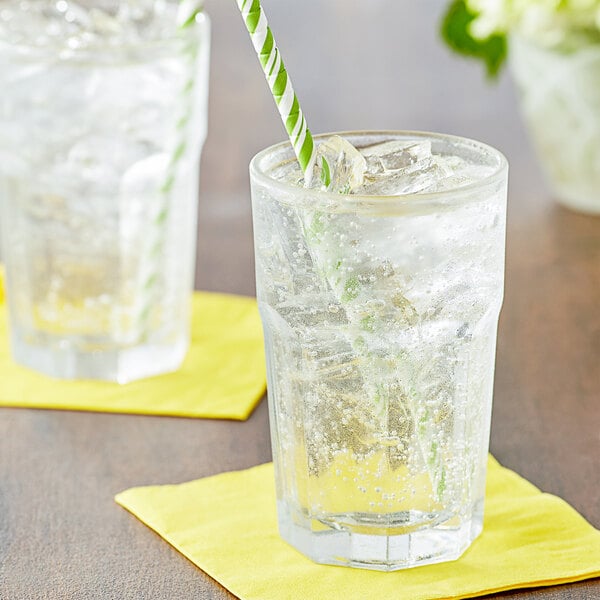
[236,0,317,184]
[134,0,204,339]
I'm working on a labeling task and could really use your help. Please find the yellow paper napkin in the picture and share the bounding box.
[116,456,600,600]
[0,274,266,419]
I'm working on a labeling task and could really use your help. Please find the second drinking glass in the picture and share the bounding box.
[0,2,210,382]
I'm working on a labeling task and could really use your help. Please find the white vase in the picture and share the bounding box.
[510,34,600,215]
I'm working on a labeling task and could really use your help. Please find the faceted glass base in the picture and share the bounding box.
[10,333,188,383]
[278,501,484,571]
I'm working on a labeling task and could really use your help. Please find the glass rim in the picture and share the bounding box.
[0,11,209,58]
[250,130,508,207]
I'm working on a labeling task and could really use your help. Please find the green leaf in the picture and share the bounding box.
[341,276,360,302]
[428,441,438,467]
[441,0,507,78]
[320,156,331,188]
[360,314,376,333]
[437,468,447,498]
[306,211,325,243]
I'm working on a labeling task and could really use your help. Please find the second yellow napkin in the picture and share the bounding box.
[0,286,266,420]
[116,456,600,600]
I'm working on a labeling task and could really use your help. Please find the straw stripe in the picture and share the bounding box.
[264,41,278,75]
[236,0,316,181]
[134,1,204,340]
[268,50,281,81]
[177,0,203,27]
[253,10,269,52]
[290,107,304,141]
[260,29,274,67]
[278,80,295,125]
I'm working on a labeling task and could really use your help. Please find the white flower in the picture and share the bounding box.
[465,0,600,43]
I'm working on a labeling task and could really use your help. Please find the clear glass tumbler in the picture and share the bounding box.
[0,3,210,382]
[250,131,508,570]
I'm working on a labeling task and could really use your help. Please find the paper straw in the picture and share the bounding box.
[177,0,203,27]
[236,0,316,183]
[134,2,204,339]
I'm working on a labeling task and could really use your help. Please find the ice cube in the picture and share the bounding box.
[0,0,181,49]
[426,155,489,191]
[356,161,446,196]
[118,154,170,241]
[364,154,385,175]
[120,153,169,196]
[63,2,94,31]
[355,140,440,195]
[362,140,432,173]
[69,135,147,174]
[88,7,123,36]
[309,135,367,193]
[356,147,480,196]
[43,135,149,194]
